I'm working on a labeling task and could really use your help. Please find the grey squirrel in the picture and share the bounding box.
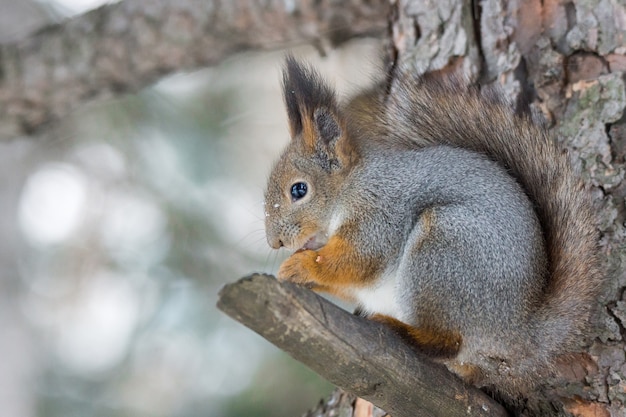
[263,56,602,399]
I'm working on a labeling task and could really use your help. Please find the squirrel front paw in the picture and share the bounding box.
[277,249,320,288]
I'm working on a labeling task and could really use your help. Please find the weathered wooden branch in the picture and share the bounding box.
[0,0,387,138]
[217,274,508,417]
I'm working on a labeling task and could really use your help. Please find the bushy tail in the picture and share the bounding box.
[380,72,602,355]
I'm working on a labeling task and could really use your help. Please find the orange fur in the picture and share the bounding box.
[277,234,380,300]
[369,314,462,358]
[447,362,484,385]
[300,113,317,152]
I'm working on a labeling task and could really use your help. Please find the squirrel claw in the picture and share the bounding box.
[277,249,318,286]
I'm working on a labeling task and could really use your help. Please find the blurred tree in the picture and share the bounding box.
[0,1,55,415]
[0,2,384,417]
[0,0,53,42]
[0,0,387,138]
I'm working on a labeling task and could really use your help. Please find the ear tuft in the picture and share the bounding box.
[282,56,355,171]
[282,55,339,139]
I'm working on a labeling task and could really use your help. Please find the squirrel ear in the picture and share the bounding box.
[314,107,341,146]
[282,56,353,170]
[311,106,344,168]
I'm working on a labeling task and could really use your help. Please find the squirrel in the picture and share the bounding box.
[263,56,602,400]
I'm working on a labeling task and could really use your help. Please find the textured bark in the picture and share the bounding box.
[303,390,390,417]
[0,0,386,138]
[218,274,508,417]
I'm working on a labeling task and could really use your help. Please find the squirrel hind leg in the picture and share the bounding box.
[369,313,462,359]
[370,313,527,395]
[446,361,485,386]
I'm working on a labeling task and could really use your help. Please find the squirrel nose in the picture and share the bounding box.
[267,236,284,249]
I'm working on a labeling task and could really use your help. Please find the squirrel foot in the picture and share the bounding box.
[277,249,319,287]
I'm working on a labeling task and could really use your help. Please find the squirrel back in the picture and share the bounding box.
[376,71,602,357]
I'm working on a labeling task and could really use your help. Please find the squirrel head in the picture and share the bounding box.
[264,57,358,251]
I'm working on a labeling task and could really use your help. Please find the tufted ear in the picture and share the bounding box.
[282,56,354,170]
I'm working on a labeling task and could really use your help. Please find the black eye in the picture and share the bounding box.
[290,182,308,201]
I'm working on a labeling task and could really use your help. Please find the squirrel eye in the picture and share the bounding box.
[290,182,308,201]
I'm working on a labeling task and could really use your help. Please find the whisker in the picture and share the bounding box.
[232,228,266,250]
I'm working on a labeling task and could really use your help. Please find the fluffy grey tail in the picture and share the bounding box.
[381,72,602,357]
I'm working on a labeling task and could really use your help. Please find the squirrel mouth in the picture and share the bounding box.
[299,235,326,251]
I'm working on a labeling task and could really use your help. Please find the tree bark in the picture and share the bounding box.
[217,274,508,417]
[0,0,386,138]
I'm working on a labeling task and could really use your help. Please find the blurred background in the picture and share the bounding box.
[0,1,382,416]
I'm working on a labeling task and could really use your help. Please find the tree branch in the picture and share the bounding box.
[217,274,508,417]
[0,0,387,138]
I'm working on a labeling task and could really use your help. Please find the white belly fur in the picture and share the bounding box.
[352,270,403,321]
